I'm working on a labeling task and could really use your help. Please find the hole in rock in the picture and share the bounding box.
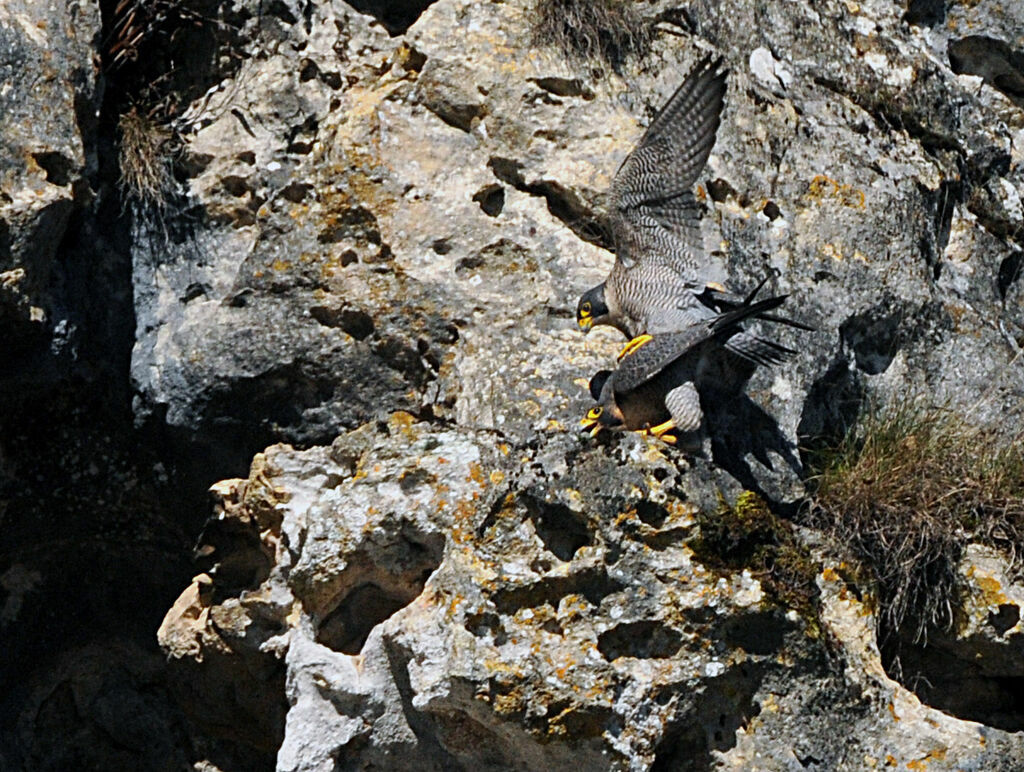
[904,0,945,26]
[221,175,250,197]
[530,77,595,99]
[719,611,788,656]
[989,603,1020,636]
[998,251,1024,300]
[464,611,507,645]
[707,178,737,203]
[598,621,683,660]
[309,306,375,340]
[487,157,609,248]
[886,635,1024,732]
[635,500,670,528]
[651,665,764,772]
[472,184,505,217]
[948,36,1024,106]
[344,0,439,35]
[491,567,623,614]
[32,151,74,186]
[317,582,420,654]
[280,182,312,203]
[523,495,591,561]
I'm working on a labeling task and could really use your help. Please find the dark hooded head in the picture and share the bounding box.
[576,284,609,334]
[580,370,624,436]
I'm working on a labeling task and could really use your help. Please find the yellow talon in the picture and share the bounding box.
[618,334,653,360]
[648,419,676,437]
[658,432,678,445]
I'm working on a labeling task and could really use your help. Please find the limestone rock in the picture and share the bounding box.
[160,418,1024,769]
[0,0,101,385]
[4,0,1024,767]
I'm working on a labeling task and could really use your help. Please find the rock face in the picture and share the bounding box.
[0,0,101,386]
[5,0,1024,768]
[161,424,1024,770]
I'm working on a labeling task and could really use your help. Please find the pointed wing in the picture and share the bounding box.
[724,331,796,366]
[611,326,711,395]
[612,294,792,394]
[610,56,727,270]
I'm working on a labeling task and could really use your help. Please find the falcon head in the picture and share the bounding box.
[576,284,609,334]
[579,371,624,437]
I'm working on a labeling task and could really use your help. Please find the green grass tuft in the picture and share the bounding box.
[694,491,822,638]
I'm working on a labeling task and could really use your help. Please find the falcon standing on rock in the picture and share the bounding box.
[575,55,734,340]
[579,288,797,450]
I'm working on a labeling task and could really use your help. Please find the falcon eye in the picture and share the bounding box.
[580,302,592,316]
[587,406,603,419]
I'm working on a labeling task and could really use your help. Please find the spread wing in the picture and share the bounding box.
[609,55,727,272]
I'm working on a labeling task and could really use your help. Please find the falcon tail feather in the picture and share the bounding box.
[724,335,796,366]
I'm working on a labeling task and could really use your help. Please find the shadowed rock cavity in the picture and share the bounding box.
[346,0,440,34]
[890,634,1024,732]
[949,36,1024,106]
[903,0,945,27]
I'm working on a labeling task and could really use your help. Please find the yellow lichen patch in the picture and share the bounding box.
[467,462,486,486]
[887,700,900,721]
[807,174,867,209]
[489,470,505,485]
[970,571,1008,606]
[388,411,417,430]
[820,242,870,263]
[906,747,947,770]
[493,692,526,716]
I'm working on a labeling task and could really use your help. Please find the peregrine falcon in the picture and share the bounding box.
[579,290,796,448]
[576,55,732,339]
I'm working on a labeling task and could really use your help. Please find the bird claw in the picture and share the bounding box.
[648,419,675,437]
[637,419,677,444]
[618,334,653,360]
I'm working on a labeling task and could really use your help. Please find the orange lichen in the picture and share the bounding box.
[807,174,866,209]
[887,701,900,721]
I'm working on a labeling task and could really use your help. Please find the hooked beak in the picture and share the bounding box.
[579,415,602,437]
[577,317,593,334]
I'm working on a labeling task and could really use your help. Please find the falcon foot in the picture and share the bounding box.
[618,334,653,361]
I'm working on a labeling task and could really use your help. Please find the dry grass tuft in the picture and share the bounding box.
[808,398,1024,644]
[533,0,651,70]
[118,106,177,211]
